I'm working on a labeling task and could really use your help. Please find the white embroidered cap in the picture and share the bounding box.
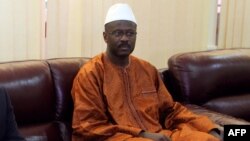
[104,3,137,25]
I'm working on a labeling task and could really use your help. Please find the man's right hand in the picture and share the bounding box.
[139,131,171,141]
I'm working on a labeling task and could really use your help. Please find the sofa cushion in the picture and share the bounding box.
[19,121,70,141]
[203,93,250,120]
[0,61,55,125]
[185,104,250,126]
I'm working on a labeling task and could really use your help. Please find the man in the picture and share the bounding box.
[0,88,25,141]
[72,3,222,141]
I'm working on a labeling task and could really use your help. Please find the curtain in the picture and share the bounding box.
[218,0,250,49]
[1,0,217,68]
[130,0,217,68]
[45,0,88,58]
[46,0,217,68]
[0,0,44,62]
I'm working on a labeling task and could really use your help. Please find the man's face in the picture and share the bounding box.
[103,20,137,58]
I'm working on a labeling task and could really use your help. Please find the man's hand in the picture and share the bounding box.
[139,131,171,141]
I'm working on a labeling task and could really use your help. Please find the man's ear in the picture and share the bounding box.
[103,32,108,43]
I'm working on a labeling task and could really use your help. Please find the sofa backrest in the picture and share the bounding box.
[46,58,89,122]
[0,60,55,125]
[0,57,89,124]
[167,48,250,120]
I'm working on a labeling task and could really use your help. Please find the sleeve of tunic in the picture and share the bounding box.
[71,65,148,141]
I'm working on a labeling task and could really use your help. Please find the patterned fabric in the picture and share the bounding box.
[71,53,219,141]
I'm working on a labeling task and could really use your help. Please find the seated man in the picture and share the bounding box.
[71,3,222,141]
[0,88,25,141]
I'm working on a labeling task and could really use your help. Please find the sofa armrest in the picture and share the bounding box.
[184,104,250,126]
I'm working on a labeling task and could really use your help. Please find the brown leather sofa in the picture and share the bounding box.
[0,58,89,141]
[1,49,249,141]
[162,48,250,126]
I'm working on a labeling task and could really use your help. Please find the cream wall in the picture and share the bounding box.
[130,0,218,68]
[46,0,218,68]
[1,0,218,68]
[218,0,250,49]
[0,0,44,61]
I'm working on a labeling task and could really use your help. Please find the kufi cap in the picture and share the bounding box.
[104,3,137,25]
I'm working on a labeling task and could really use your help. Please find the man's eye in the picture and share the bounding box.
[115,31,123,36]
[126,32,134,36]
[110,30,136,37]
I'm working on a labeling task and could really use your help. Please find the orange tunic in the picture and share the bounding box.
[72,53,219,141]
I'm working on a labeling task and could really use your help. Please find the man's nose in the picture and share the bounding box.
[120,34,129,41]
